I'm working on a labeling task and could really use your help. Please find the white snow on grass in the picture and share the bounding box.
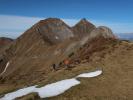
[0,70,102,100]
[35,78,80,98]
[1,86,37,100]
[1,79,80,100]
[77,70,102,78]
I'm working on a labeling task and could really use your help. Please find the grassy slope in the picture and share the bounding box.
[0,39,133,100]
[46,40,133,100]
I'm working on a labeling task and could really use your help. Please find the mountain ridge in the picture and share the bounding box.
[0,18,126,100]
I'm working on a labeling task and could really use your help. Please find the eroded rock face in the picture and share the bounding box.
[35,18,74,44]
[89,26,116,40]
[72,18,96,39]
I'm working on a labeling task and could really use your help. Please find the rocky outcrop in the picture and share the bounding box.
[89,26,115,40]
[72,18,96,39]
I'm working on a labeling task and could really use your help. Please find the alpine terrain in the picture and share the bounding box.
[0,18,133,100]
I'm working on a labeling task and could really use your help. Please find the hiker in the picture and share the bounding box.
[64,59,70,68]
[59,62,63,67]
[52,64,56,71]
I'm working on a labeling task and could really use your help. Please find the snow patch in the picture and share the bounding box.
[77,70,102,78]
[0,79,80,100]
[35,78,80,98]
[1,70,102,100]
[1,86,37,100]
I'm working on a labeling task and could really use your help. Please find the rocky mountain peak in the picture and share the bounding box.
[34,18,74,44]
[80,18,87,22]
[77,18,95,27]
[72,18,96,39]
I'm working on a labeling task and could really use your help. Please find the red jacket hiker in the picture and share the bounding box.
[64,59,70,65]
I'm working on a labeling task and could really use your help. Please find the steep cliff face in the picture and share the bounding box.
[72,18,96,39]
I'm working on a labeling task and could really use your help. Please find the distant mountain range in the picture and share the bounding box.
[0,37,13,53]
[117,33,133,40]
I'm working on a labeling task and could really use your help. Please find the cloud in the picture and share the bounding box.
[0,15,133,38]
[0,15,42,38]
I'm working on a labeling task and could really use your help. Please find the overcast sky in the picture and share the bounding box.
[0,0,133,38]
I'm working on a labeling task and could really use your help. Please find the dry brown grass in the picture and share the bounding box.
[45,40,133,100]
[0,40,133,100]
[0,84,19,97]
[37,63,100,88]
